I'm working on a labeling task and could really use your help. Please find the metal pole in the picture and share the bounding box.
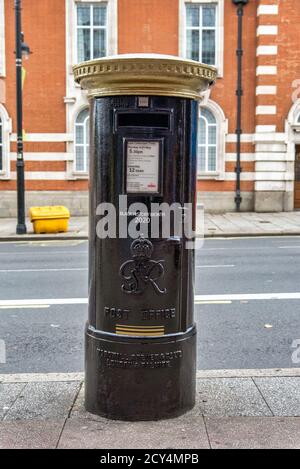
[15,0,27,234]
[233,0,248,211]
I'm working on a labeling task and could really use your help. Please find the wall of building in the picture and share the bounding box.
[118,0,179,55]
[254,0,300,212]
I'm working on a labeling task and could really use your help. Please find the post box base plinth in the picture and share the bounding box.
[85,325,197,421]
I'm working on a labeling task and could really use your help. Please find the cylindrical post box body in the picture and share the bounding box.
[74,55,216,421]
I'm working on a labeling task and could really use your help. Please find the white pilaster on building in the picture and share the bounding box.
[254,3,288,212]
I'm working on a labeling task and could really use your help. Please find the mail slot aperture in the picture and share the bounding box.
[117,112,170,129]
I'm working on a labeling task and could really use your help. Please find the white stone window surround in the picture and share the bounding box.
[0,0,5,77]
[68,0,117,68]
[198,107,217,172]
[286,100,300,169]
[179,0,224,77]
[287,99,300,134]
[198,99,227,180]
[0,104,12,179]
[75,107,90,173]
[65,0,118,180]
[66,102,91,179]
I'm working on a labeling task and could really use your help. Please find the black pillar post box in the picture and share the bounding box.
[74,55,216,421]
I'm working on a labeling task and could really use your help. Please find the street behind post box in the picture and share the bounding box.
[1,236,300,449]
[0,236,300,373]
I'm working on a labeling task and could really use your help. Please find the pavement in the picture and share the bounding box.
[204,211,300,237]
[1,211,300,240]
[1,369,300,449]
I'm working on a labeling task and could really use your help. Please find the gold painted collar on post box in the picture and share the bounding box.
[73,54,217,100]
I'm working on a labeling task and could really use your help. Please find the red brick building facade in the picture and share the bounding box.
[0,0,300,215]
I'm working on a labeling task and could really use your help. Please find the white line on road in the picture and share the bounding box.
[195,292,300,303]
[278,246,300,249]
[196,265,235,268]
[0,305,50,310]
[196,300,232,305]
[0,268,88,273]
[1,292,300,309]
[0,251,87,256]
[0,298,88,307]
[200,245,300,251]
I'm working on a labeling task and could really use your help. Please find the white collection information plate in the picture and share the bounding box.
[126,141,160,193]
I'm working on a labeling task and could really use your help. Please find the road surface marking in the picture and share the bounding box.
[0,251,87,256]
[195,300,232,305]
[196,265,235,268]
[0,268,88,273]
[200,244,300,251]
[1,292,300,309]
[0,299,88,307]
[278,246,300,249]
[0,305,50,310]
[195,293,300,302]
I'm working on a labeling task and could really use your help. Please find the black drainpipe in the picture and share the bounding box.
[232,0,249,211]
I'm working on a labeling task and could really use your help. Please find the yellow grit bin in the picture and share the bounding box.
[29,206,70,234]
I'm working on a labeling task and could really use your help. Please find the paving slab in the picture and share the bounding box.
[196,378,272,417]
[58,413,210,449]
[0,383,25,420]
[221,213,261,232]
[65,386,209,448]
[71,380,271,422]
[254,377,300,417]
[0,372,84,383]
[0,419,65,449]
[205,214,242,235]
[4,381,81,421]
[206,417,300,449]
[196,368,300,378]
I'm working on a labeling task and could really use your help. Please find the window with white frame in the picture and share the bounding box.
[179,1,224,74]
[75,108,90,172]
[186,3,217,65]
[198,107,217,173]
[77,2,108,63]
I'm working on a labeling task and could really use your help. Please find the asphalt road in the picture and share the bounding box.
[0,237,300,373]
